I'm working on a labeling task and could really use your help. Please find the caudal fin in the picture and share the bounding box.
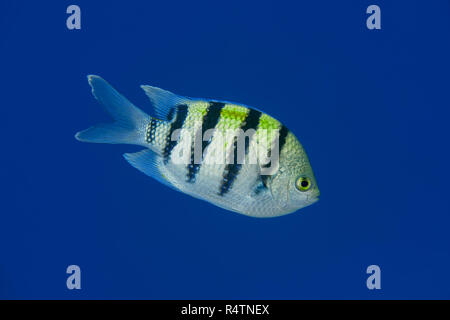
[75,75,149,145]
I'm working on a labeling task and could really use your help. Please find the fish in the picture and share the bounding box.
[75,75,319,217]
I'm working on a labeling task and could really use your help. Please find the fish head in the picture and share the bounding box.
[268,146,319,214]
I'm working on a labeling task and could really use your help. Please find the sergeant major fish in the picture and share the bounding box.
[75,75,319,217]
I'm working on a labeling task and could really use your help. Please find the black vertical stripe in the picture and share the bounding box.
[199,102,225,153]
[240,108,262,152]
[166,108,176,122]
[277,125,289,154]
[186,102,224,182]
[261,124,289,168]
[219,108,262,195]
[260,124,289,188]
[260,175,270,190]
[163,104,189,164]
[254,179,268,195]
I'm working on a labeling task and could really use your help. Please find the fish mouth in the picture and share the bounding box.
[307,196,319,204]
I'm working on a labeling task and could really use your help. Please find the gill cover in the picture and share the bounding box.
[269,169,290,210]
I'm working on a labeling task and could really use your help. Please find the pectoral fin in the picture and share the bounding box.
[268,171,290,209]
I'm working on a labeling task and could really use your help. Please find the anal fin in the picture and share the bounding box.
[123,149,177,191]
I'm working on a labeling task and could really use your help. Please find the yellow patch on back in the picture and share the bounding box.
[258,113,281,131]
[256,113,282,152]
[220,104,249,124]
[183,102,210,129]
[215,104,249,149]
[216,104,249,131]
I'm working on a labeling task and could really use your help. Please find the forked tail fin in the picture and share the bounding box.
[75,75,149,146]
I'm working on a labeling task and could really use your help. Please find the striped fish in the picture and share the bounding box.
[75,76,319,217]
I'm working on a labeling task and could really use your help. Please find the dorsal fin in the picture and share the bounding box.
[140,85,190,121]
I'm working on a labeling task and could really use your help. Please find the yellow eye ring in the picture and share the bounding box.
[296,176,312,192]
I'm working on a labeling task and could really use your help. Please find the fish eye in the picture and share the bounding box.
[296,176,312,192]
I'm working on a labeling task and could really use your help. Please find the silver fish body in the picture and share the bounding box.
[76,75,319,217]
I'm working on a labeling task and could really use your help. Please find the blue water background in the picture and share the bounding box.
[1,1,449,299]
